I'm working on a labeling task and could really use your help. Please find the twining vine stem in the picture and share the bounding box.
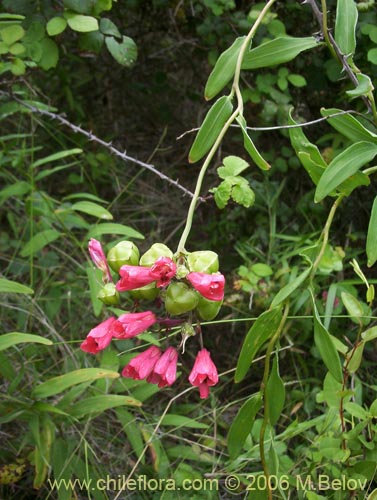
[176,0,277,254]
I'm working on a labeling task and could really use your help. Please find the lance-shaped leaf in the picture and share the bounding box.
[0,332,52,351]
[67,395,142,418]
[266,355,285,426]
[270,266,312,308]
[335,0,358,56]
[205,36,246,100]
[312,293,343,383]
[235,307,282,383]
[227,392,262,459]
[289,111,327,167]
[189,95,233,163]
[33,368,119,398]
[20,229,62,257]
[367,196,377,267]
[315,141,377,202]
[236,115,270,170]
[0,278,33,294]
[242,36,319,70]
[321,108,377,143]
[71,201,113,220]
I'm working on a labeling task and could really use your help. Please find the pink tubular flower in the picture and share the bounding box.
[80,316,116,354]
[88,238,113,283]
[149,257,177,287]
[122,346,161,380]
[188,348,219,399]
[116,265,155,291]
[110,311,157,339]
[147,347,178,388]
[187,272,225,301]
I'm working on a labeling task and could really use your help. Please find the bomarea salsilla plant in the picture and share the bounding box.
[81,1,377,497]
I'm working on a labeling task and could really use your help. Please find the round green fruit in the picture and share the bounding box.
[97,283,120,306]
[197,296,222,321]
[187,250,219,273]
[130,282,159,301]
[107,241,139,272]
[165,282,199,315]
[139,243,173,267]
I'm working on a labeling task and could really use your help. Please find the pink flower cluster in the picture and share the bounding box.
[81,238,221,398]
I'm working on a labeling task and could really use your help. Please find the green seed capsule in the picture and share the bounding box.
[107,241,140,272]
[197,296,222,321]
[165,282,199,315]
[139,243,173,267]
[130,282,159,301]
[187,250,219,273]
[98,283,120,305]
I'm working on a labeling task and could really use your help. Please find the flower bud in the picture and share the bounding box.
[187,251,219,274]
[165,282,199,316]
[97,283,120,306]
[130,282,159,300]
[107,241,140,272]
[139,243,173,267]
[197,296,222,321]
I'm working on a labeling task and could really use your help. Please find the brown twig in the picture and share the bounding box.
[0,91,197,199]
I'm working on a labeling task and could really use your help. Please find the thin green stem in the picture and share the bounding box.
[321,0,338,60]
[311,195,344,279]
[176,0,277,253]
[259,302,290,500]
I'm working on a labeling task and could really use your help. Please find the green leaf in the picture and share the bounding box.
[231,179,255,208]
[99,18,120,37]
[362,326,377,342]
[289,111,327,167]
[287,74,306,87]
[312,293,343,383]
[33,368,120,398]
[242,36,319,70]
[297,152,325,185]
[71,201,113,220]
[116,409,145,464]
[105,35,137,67]
[38,38,59,70]
[86,266,103,317]
[227,392,262,459]
[346,73,374,98]
[0,278,34,294]
[160,414,209,429]
[236,115,270,170]
[64,0,94,14]
[65,13,99,33]
[87,222,144,239]
[32,148,82,168]
[67,395,141,418]
[0,181,31,205]
[0,25,25,45]
[20,229,62,257]
[345,341,365,373]
[46,17,68,36]
[315,141,377,202]
[212,179,232,209]
[189,95,233,163]
[367,196,377,267]
[344,401,368,419]
[341,291,364,319]
[270,266,312,308]
[11,57,25,75]
[0,332,52,351]
[335,0,358,56]
[266,355,285,426]
[235,307,282,383]
[368,48,377,65]
[217,155,249,178]
[321,108,377,143]
[205,36,246,100]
